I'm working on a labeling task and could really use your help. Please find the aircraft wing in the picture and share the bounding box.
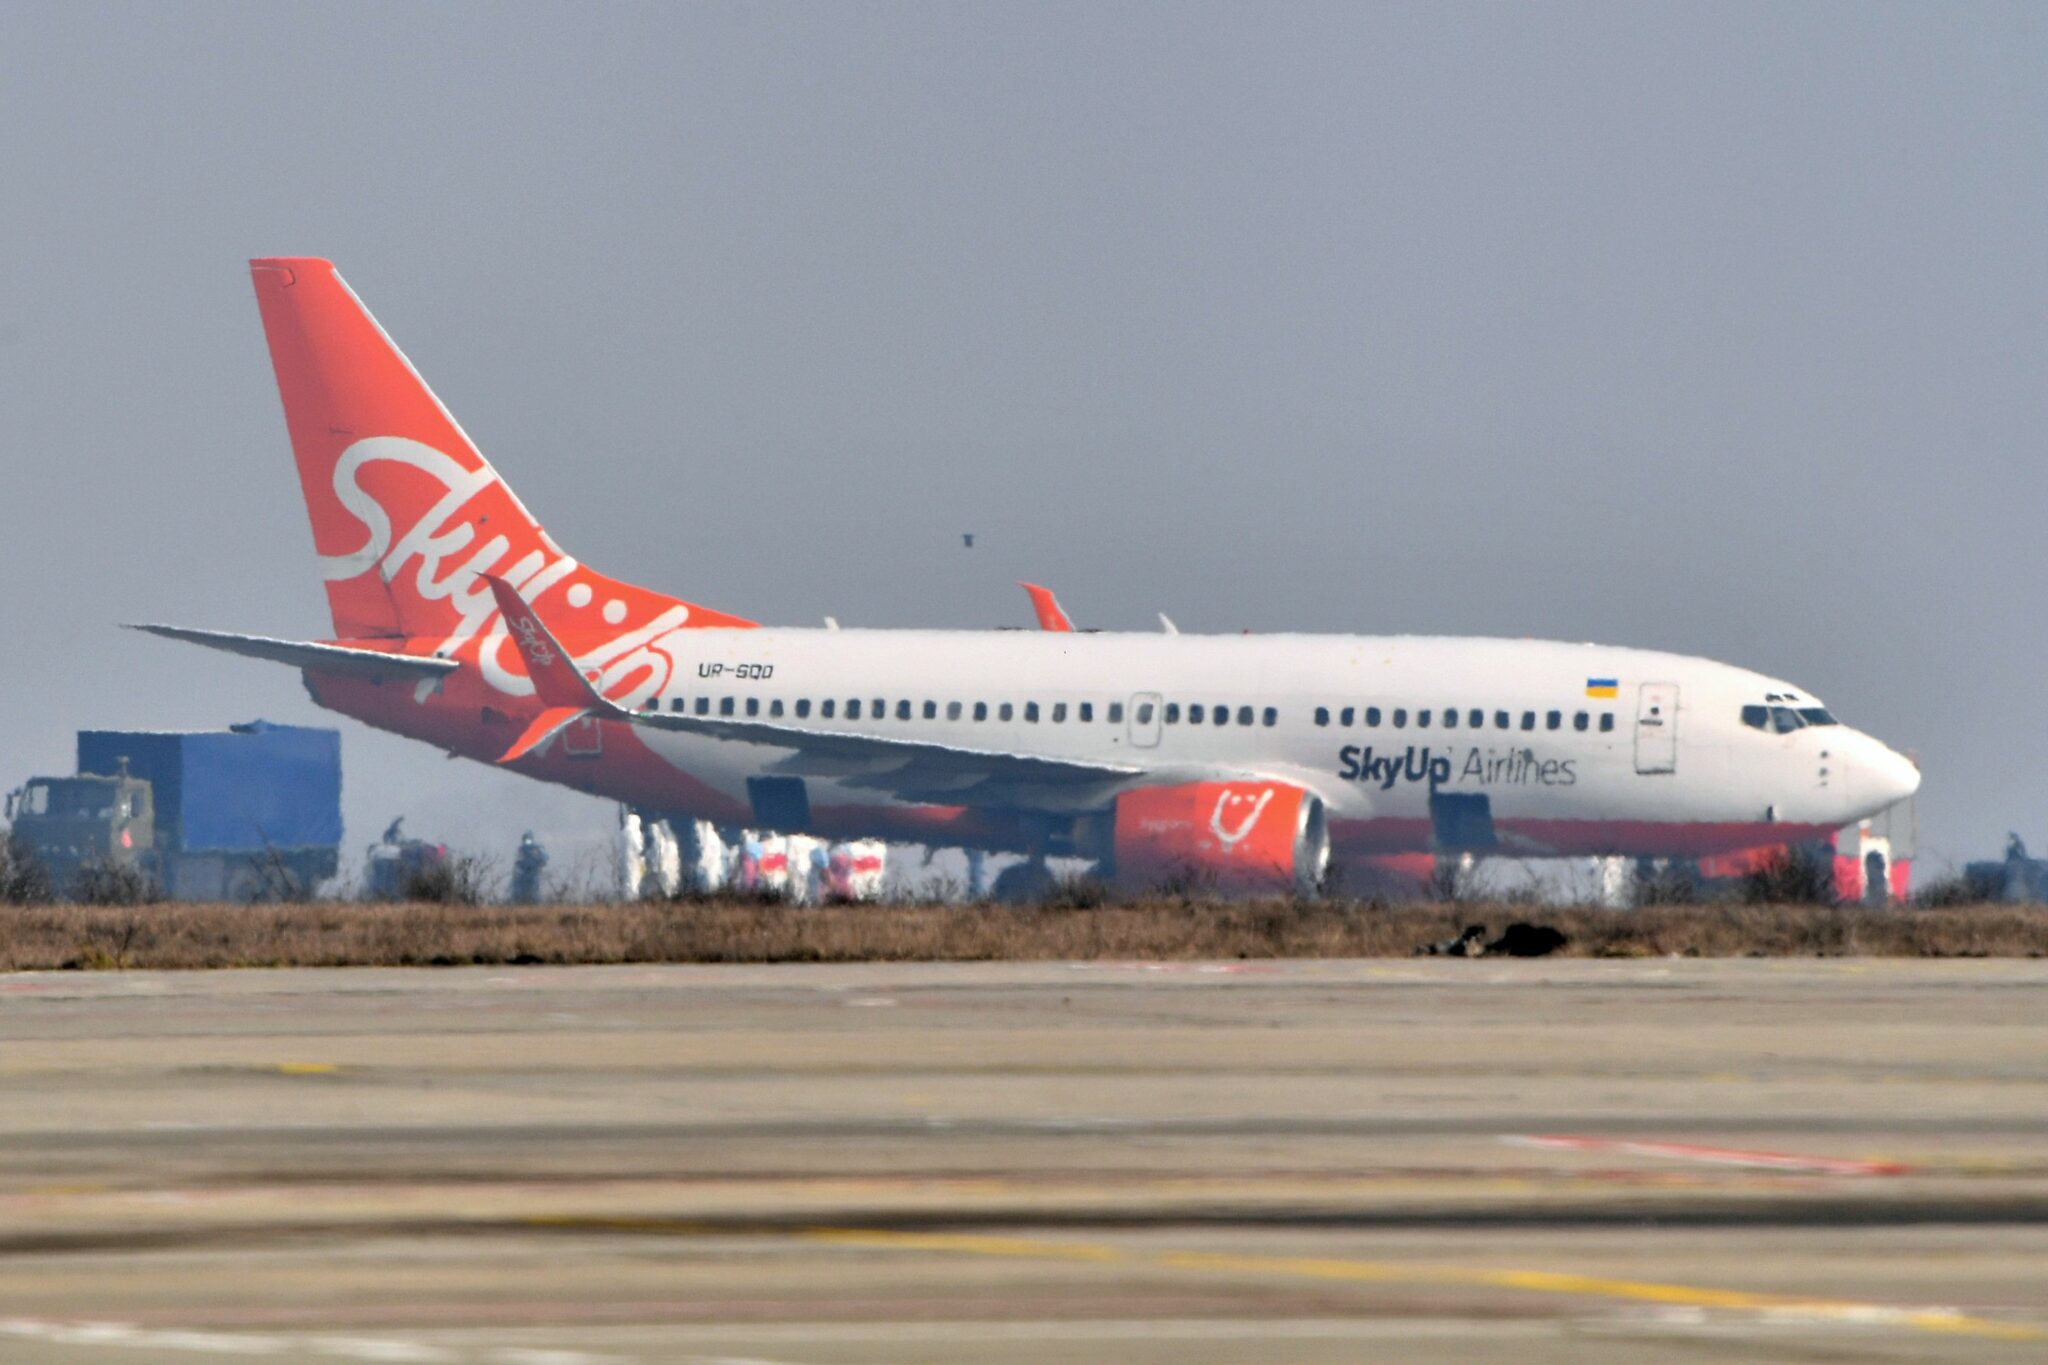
[629,707,1142,803]
[128,624,459,682]
[479,574,1143,804]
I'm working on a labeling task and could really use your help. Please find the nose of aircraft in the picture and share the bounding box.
[1842,730,1920,812]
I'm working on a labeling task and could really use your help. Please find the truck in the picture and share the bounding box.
[4,721,343,901]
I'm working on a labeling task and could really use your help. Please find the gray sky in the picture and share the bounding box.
[2,2,2041,879]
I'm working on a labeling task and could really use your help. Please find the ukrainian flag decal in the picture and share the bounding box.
[1585,677,1619,699]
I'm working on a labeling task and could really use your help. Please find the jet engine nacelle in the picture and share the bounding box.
[1112,780,1329,894]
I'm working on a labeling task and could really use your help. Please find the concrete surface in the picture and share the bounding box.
[0,958,2043,1362]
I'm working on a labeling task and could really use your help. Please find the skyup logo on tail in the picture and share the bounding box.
[245,256,759,704]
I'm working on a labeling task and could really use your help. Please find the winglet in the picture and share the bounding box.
[480,574,607,710]
[1019,582,1075,632]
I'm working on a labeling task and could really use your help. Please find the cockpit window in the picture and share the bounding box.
[1743,703,1814,734]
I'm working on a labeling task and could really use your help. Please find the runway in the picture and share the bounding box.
[0,958,2043,1362]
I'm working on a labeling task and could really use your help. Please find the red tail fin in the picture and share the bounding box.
[248,258,754,646]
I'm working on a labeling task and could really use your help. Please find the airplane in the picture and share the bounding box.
[138,257,1922,900]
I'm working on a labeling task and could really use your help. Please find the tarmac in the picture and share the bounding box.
[0,957,2043,1362]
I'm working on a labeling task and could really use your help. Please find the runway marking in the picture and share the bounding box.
[1505,1134,1912,1176]
[276,1062,341,1075]
[1068,962,1278,975]
[792,1227,2041,1342]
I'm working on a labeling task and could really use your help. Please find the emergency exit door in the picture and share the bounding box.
[1129,692,1163,748]
[1634,682,1678,774]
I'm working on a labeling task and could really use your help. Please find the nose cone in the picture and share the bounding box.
[1843,730,1920,814]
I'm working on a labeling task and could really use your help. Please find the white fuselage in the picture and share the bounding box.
[413,626,1918,862]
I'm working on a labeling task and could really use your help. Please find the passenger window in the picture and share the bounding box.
[1025,702,1040,723]
[1079,702,1094,722]
[1112,702,1128,723]
[1393,708,1408,728]
[1366,706,1381,726]
[1238,706,1253,726]
[720,697,736,717]
[923,701,937,720]
[796,699,811,719]
[1315,707,1330,727]
[1495,711,1509,729]
[974,702,988,721]
[1132,702,1149,724]
[1262,706,1276,727]
[821,699,835,719]
[1521,711,1536,731]
[769,699,784,718]
[1546,710,1561,730]
[1165,703,1181,724]
[897,700,912,720]
[1212,706,1227,728]
[873,698,886,718]
[1600,713,1614,732]
[1052,702,1067,722]
[1573,711,1588,731]
[1339,707,1354,726]
[947,701,962,721]
[1443,709,1457,730]
[669,697,684,712]
[1188,704,1204,725]
[745,698,760,717]
[999,702,1014,722]
[1417,709,1431,728]
[847,699,862,720]
[1469,709,1483,728]
[694,697,710,716]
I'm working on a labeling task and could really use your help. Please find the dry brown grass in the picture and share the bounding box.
[0,898,2044,970]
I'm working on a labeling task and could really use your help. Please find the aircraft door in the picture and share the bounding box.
[1129,692,1163,749]
[564,715,603,758]
[1634,682,1678,775]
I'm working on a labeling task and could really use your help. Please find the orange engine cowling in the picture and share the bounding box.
[1112,781,1329,894]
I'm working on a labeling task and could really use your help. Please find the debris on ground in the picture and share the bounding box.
[1485,922,1570,957]
[1415,921,1570,958]
[1417,924,1489,956]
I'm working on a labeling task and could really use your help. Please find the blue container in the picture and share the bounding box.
[76,721,342,854]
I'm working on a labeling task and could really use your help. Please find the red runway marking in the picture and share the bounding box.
[1507,1134,1912,1177]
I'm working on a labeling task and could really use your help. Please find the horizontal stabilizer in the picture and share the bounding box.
[128,624,459,681]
